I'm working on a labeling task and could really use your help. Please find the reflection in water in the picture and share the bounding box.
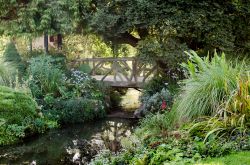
[101,121,132,152]
[0,118,137,165]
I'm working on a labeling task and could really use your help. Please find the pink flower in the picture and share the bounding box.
[161,100,167,110]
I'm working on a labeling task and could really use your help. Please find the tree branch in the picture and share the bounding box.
[109,32,140,47]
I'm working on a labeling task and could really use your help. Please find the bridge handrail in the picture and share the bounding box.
[72,57,137,62]
[69,57,158,87]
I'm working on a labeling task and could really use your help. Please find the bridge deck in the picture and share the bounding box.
[92,75,145,87]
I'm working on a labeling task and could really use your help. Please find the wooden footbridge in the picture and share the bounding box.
[70,57,158,88]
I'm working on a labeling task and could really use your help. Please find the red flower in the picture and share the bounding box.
[161,100,167,110]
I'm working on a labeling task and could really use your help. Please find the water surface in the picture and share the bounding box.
[0,118,136,165]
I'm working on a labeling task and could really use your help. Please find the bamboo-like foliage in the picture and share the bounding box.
[189,77,250,141]
[175,50,245,121]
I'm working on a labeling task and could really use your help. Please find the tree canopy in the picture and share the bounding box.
[1,0,250,53]
[0,0,89,35]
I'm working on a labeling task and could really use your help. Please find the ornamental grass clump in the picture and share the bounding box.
[175,50,245,121]
[189,76,250,141]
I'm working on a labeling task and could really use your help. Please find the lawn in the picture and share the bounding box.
[197,151,250,165]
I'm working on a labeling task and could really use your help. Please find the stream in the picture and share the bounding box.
[0,118,137,165]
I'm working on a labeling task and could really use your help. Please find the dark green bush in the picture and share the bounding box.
[3,42,26,76]
[33,68,108,124]
[45,98,105,124]
[0,86,53,145]
[78,63,92,74]
[139,88,173,116]
[137,36,187,79]
[137,77,178,116]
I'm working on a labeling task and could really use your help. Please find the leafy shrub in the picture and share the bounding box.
[41,69,108,124]
[92,125,250,165]
[137,35,187,79]
[142,76,179,97]
[139,88,173,116]
[68,69,106,100]
[78,63,92,74]
[3,42,22,62]
[3,42,26,76]
[175,51,245,121]
[135,112,175,142]
[0,60,17,87]
[46,98,105,124]
[0,86,53,145]
[136,76,179,116]
[28,55,65,98]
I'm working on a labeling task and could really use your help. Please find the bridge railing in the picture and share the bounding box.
[70,57,158,87]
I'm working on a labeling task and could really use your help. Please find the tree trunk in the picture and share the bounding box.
[44,32,48,53]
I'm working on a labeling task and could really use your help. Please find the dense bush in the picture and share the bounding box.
[3,42,26,76]
[45,98,105,124]
[28,57,108,124]
[136,77,178,116]
[137,36,187,79]
[45,69,107,124]
[139,88,173,116]
[28,55,65,98]
[0,86,54,145]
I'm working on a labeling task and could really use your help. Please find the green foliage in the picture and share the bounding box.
[139,88,173,115]
[63,34,113,60]
[36,68,108,124]
[0,86,53,145]
[91,128,249,165]
[79,64,92,74]
[201,151,250,165]
[175,51,245,121]
[142,76,179,97]
[46,98,105,124]
[137,37,187,78]
[0,86,37,124]
[3,42,25,76]
[0,0,90,35]
[3,42,21,62]
[135,112,175,141]
[28,55,65,98]
[189,77,250,142]
[0,60,17,87]
[88,0,250,53]
[2,0,250,55]
[137,76,178,116]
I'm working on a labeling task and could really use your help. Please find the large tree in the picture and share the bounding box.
[1,0,250,53]
[88,0,250,52]
[0,0,88,35]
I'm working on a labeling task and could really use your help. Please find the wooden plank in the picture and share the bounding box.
[90,61,104,75]
[142,65,157,82]
[70,57,156,87]
[73,57,135,62]
[101,69,113,81]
